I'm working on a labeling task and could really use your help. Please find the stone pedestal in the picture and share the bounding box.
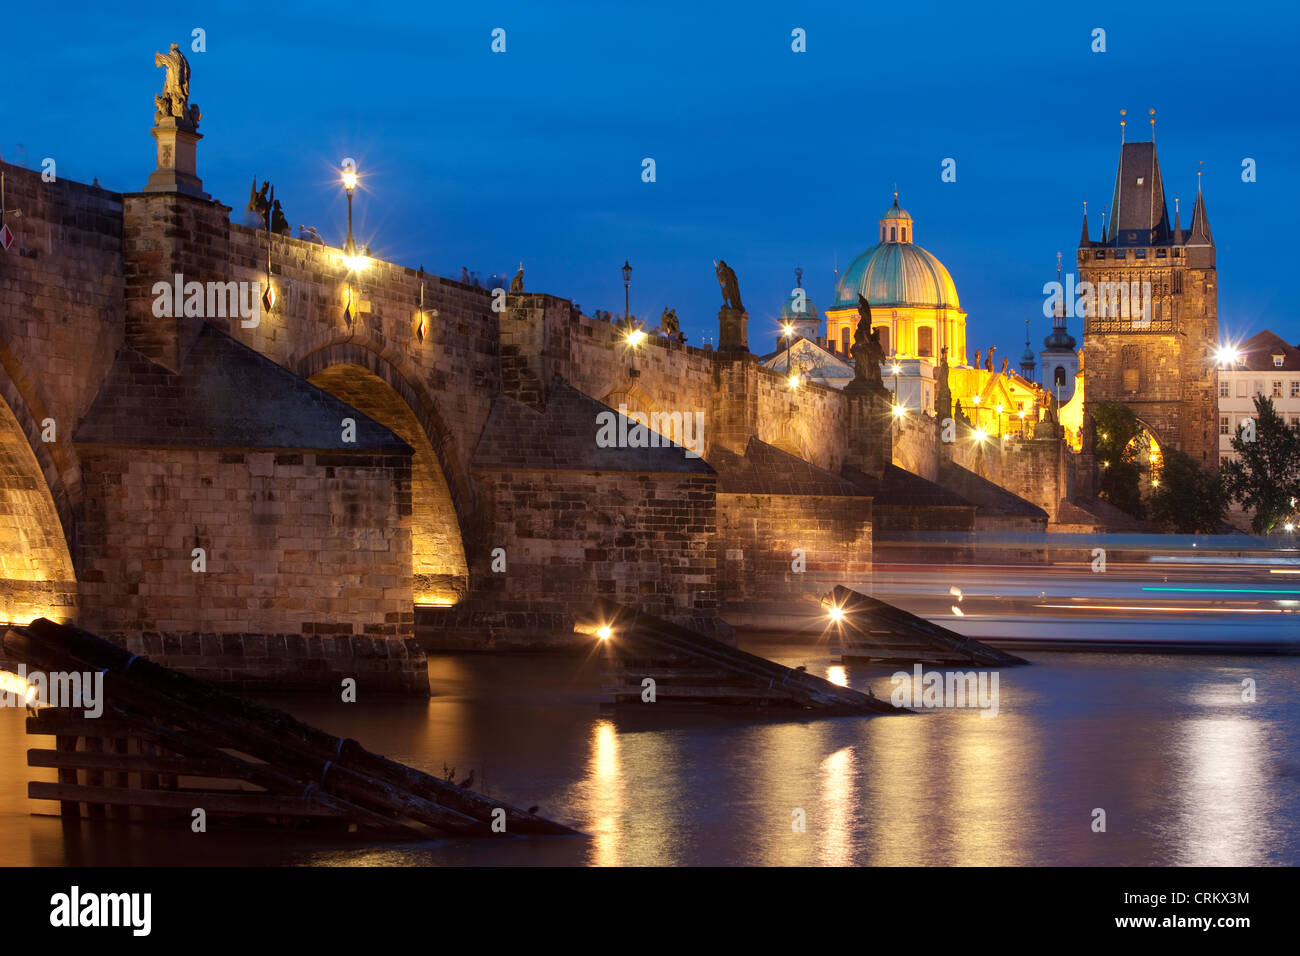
[843,387,892,479]
[143,117,209,199]
[717,306,748,353]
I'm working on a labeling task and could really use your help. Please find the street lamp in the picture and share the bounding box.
[341,161,358,258]
[891,360,901,404]
[622,260,633,325]
[971,393,981,432]
[783,323,794,373]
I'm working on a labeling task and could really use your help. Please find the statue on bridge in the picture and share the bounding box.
[154,43,201,128]
[936,346,952,421]
[510,265,524,293]
[849,295,887,393]
[985,346,996,373]
[714,259,744,312]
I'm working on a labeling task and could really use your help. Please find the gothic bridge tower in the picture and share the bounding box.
[1078,111,1218,465]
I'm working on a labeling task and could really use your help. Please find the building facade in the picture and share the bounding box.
[1217,330,1300,466]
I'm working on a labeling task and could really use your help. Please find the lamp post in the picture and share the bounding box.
[971,393,981,432]
[622,260,632,325]
[341,162,358,258]
[783,324,794,373]
[891,359,901,404]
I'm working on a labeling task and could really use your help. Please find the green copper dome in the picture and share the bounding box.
[781,289,820,324]
[831,242,960,311]
[881,199,911,220]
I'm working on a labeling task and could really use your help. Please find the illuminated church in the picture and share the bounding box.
[763,193,1046,437]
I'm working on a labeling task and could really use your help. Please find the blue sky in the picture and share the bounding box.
[4,0,1297,362]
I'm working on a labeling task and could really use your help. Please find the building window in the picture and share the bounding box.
[1273,381,1283,398]
[1121,346,1139,392]
[1156,248,1167,258]
[890,226,897,241]
[1114,250,1126,259]
[1094,250,1105,259]
[1219,380,1230,397]
[841,326,850,354]
[1291,381,1300,398]
[1255,381,1265,396]
[1135,248,1147,258]
[876,325,890,354]
[1275,355,1285,368]
[917,326,933,357]
[881,227,885,242]
[1220,415,1230,435]
[901,227,907,242]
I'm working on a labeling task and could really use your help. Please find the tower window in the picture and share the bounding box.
[901,227,907,242]
[1156,248,1167,258]
[881,227,885,242]
[1135,249,1147,258]
[1095,250,1105,259]
[918,327,933,357]
[841,326,850,354]
[890,226,897,241]
[1054,366,1066,387]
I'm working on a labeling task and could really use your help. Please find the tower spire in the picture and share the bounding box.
[1080,200,1090,246]
[1055,252,1065,325]
[1173,196,1183,244]
[1189,162,1213,246]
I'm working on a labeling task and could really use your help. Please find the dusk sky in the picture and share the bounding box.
[4,0,1297,359]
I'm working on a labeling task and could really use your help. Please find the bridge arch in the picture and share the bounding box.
[0,366,77,625]
[295,344,472,605]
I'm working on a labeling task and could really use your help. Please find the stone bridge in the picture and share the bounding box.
[0,155,1072,692]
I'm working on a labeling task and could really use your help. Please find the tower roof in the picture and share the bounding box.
[1188,181,1213,246]
[1106,142,1171,246]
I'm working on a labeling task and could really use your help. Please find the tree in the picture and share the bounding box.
[1222,395,1300,535]
[1093,401,1146,518]
[1147,447,1229,533]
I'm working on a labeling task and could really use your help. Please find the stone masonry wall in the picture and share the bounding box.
[75,447,424,691]
[718,493,872,606]
[0,161,126,529]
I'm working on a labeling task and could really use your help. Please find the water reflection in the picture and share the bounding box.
[0,644,1295,866]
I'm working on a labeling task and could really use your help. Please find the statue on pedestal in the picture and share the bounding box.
[510,265,525,293]
[714,259,744,312]
[154,43,201,128]
[936,346,952,421]
[848,295,887,393]
[985,346,996,373]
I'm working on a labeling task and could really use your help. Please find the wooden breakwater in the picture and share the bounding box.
[587,599,901,715]
[829,585,1029,667]
[3,618,577,838]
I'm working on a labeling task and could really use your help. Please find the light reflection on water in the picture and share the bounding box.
[0,640,1297,866]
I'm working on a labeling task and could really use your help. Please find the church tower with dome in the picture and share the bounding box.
[824,193,968,367]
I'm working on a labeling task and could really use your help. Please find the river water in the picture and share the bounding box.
[2,636,1297,866]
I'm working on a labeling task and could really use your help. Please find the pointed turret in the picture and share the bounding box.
[1188,177,1212,246]
[1173,196,1184,245]
[1079,202,1090,247]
